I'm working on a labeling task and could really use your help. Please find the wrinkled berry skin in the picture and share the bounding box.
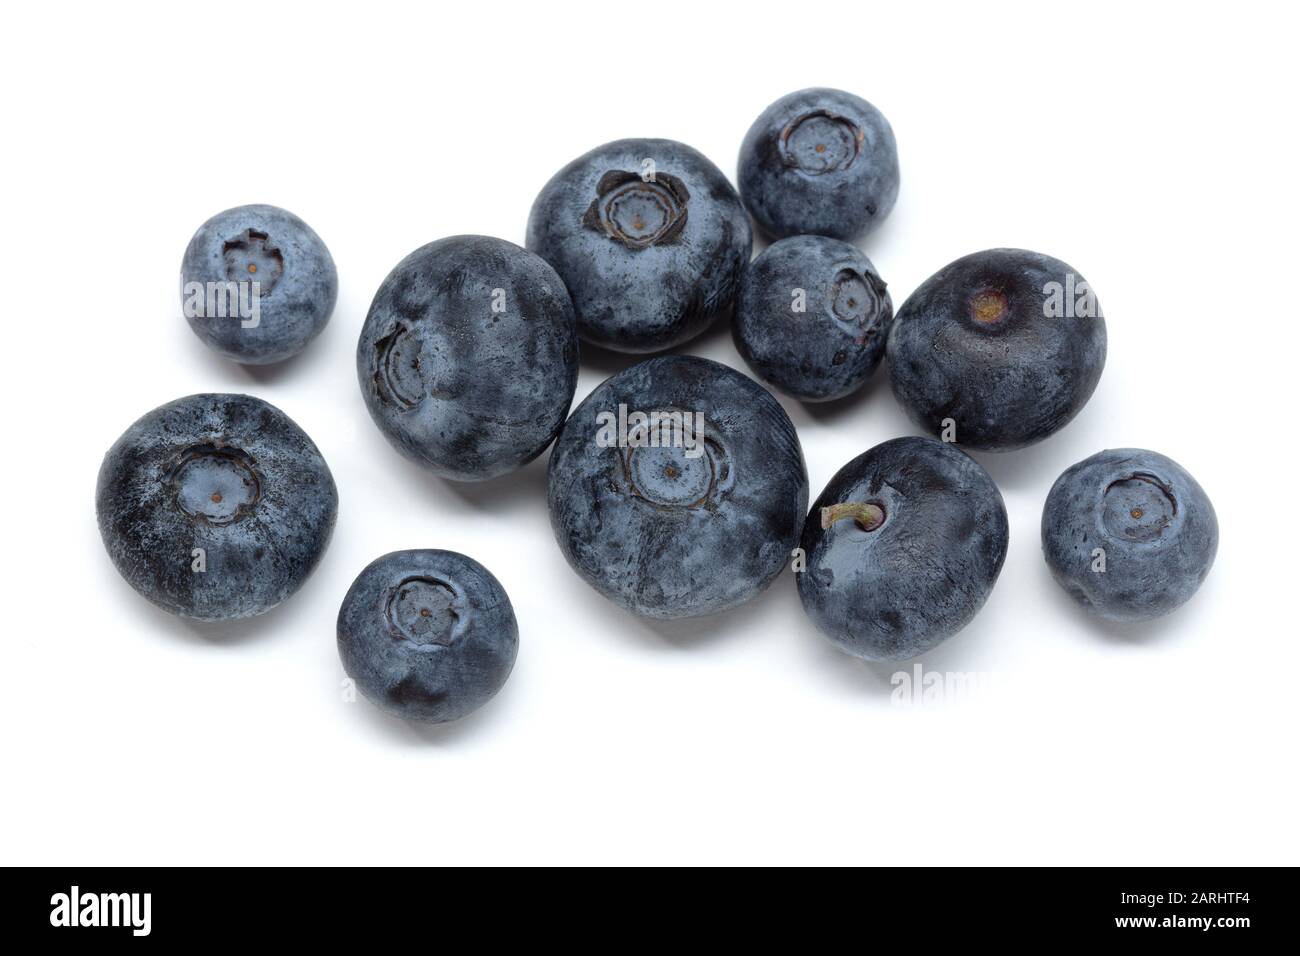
[96,394,338,621]
[181,204,337,365]
[338,550,518,723]
[548,356,808,619]
[357,235,579,481]
[887,248,1107,451]
[798,437,1008,660]
[1042,449,1217,623]
[734,235,893,401]
[738,88,899,242]
[526,138,752,353]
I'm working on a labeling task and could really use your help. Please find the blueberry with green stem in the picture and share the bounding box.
[798,437,1008,660]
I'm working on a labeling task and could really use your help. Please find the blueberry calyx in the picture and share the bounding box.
[831,267,889,340]
[582,170,690,249]
[165,442,262,526]
[221,228,284,294]
[1101,472,1178,542]
[780,110,863,174]
[385,575,467,647]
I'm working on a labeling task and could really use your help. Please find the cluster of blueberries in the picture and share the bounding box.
[97,88,1219,724]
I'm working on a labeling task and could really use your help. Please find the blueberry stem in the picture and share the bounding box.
[821,501,886,532]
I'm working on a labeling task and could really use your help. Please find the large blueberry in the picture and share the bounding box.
[738,88,899,242]
[798,437,1008,660]
[548,356,808,619]
[887,248,1107,451]
[181,204,337,365]
[97,393,338,621]
[357,235,578,481]
[526,138,752,353]
[734,235,893,401]
[1042,449,1217,623]
[337,550,518,723]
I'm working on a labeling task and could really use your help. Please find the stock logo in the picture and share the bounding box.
[49,885,151,936]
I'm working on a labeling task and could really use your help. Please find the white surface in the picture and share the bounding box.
[2,1,1294,866]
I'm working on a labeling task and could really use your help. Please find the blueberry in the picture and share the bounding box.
[738,88,899,242]
[96,393,338,621]
[181,204,337,365]
[1042,449,1217,623]
[798,437,1008,660]
[887,248,1107,451]
[526,139,752,353]
[734,235,893,401]
[548,356,808,619]
[337,550,518,723]
[357,235,579,481]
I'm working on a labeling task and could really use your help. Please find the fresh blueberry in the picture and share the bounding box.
[548,356,808,619]
[526,138,752,353]
[337,549,518,723]
[734,235,893,401]
[1042,449,1217,623]
[357,235,579,481]
[798,437,1008,660]
[97,393,338,621]
[887,248,1107,451]
[181,204,337,365]
[738,88,899,242]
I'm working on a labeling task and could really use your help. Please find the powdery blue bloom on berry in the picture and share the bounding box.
[887,248,1107,451]
[734,235,892,401]
[527,139,752,353]
[337,550,518,723]
[97,393,337,621]
[738,88,899,241]
[798,437,1008,660]
[548,356,807,619]
[357,235,578,481]
[1042,448,1217,623]
[181,204,337,365]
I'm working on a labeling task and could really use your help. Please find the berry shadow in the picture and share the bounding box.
[1037,556,1210,646]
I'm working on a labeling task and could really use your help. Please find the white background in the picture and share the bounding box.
[3,1,1295,866]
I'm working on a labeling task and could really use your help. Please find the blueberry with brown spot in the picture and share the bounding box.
[887,248,1107,451]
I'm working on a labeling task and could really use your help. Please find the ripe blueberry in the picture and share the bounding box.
[527,139,752,353]
[357,235,578,481]
[798,437,1008,660]
[97,393,338,621]
[1042,449,1218,622]
[548,356,808,619]
[738,88,899,241]
[734,235,892,401]
[181,204,337,365]
[887,248,1107,451]
[337,550,518,723]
